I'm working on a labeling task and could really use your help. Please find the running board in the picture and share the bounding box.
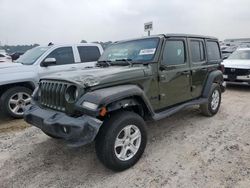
[153,98,208,121]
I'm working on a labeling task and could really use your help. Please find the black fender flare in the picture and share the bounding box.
[202,70,223,98]
[76,85,155,118]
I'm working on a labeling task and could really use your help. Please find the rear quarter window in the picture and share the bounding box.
[77,46,101,62]
[206,41,221,62]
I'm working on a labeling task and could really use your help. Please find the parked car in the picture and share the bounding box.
[24,34,225,171]
[220,45,237,60]
[0,52,12,63]
[0,43,103,118]
[222,48,250,84]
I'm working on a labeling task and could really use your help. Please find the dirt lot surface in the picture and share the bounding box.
[0,85,250,188]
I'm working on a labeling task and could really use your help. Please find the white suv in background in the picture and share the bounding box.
[0,43,104,118]
[0,52,12,63]
[222,48,250,84]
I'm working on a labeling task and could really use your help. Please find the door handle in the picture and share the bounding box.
[159,74,166,81]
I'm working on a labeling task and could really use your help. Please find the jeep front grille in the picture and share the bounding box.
[39,80,69,112]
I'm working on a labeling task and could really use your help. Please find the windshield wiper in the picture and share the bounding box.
[96,60,111,67]
[114,59,133,66]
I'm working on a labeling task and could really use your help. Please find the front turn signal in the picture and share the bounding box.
[99,107,107,117]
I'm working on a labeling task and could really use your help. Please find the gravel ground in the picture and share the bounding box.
[0,85,250,188]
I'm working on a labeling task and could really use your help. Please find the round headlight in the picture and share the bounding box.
[65,85,78,103]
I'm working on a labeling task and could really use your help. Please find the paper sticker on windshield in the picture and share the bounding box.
[139,48,156,55]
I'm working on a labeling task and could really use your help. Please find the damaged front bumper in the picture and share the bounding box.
[24,105,103,147]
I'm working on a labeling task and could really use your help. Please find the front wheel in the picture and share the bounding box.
[95,111,147,171]
[200,83,222,117]
[0,87,32,118]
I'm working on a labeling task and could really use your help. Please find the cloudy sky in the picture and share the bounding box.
[0,0,250,45]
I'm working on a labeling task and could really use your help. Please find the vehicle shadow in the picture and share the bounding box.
[0,110,13,125]
[226,83,250,92]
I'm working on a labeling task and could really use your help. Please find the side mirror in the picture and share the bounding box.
[41,58,56,67]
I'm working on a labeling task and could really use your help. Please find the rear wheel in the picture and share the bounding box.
[200,83,221,117]
[95,111,147,171]
[1,87,32,118]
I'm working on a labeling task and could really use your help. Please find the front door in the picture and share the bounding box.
[158,38,192,109]
[38,46,77,78]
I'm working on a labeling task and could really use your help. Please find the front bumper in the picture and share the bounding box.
[24,105,103,147]
[224,74,250,84]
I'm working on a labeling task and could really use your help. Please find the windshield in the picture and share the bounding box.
[99,38,160,63]
[228,50,250,60]
[16,46,50,65]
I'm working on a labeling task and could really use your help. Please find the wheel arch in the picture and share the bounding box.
[0,82,36,97]
[77,85,155,120]
[202,70,223,98]
[105,96,153,120]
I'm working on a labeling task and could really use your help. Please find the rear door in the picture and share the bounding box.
[188,38,208,98]
[158,38,192,109]
[76,45,101,68]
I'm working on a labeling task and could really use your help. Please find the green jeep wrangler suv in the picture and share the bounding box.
[24,34,226,171]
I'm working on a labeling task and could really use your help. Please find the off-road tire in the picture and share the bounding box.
[200,83,221,117]
[0,86,32,118]
[95,111,147,171]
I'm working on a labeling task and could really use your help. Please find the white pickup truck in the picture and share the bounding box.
[0,43,104,118]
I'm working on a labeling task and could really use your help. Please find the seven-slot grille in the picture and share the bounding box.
[39,80,69,111]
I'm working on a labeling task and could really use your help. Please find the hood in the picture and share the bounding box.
[222,59,250,69]
[43,65,152,87]
[0,62,35,74]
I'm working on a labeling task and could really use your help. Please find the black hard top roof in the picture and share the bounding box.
[163,33,218,40]
[115,34,218,43]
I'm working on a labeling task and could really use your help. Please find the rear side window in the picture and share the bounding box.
[162,40,185,65]
[206,41,221,61]
[77,46,101,62]
[190,40,205,62]
[47,47,74,65]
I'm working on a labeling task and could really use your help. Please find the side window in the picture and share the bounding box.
[0,54,5,57]
[47,47,74,65]
[190,40,205,62]
[77,46,101,62]
[206,41,221,61]
[162,40,185,65]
